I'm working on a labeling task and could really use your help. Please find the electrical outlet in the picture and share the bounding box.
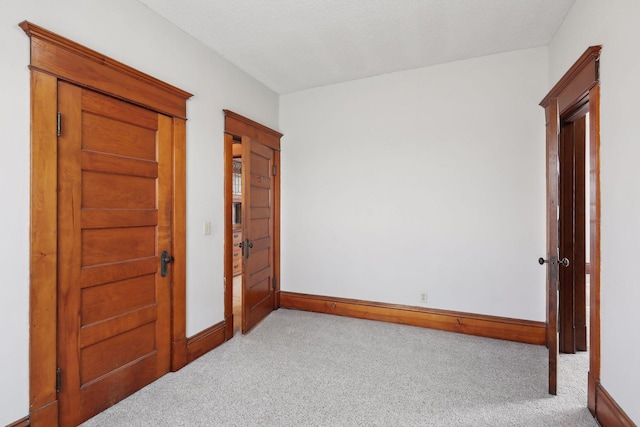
[203,221,211,235]
[419,292,428,304]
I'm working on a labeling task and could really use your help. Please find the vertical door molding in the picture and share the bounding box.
[21,21,192,425]
[28,68,60,427]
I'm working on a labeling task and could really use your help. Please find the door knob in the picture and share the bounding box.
[538,257,570,267]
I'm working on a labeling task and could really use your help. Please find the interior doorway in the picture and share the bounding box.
[539,46,601,415]
[22,21,191,426]
[223,111,282,338]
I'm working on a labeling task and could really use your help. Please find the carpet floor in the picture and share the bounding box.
[81,309,597,426]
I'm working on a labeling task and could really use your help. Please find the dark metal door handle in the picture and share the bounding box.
[244,239,254,259]
[160,250,173,277]
[539,257,569,267]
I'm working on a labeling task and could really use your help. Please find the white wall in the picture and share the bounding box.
[280,47,548,321]
[0,0,278,424]
[549,0,640,423]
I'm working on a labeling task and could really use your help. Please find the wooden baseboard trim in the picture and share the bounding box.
[28,400,57,427]
[596,384,636,426]
[280,292,546,345]
[186,321,226,364]
[6,416,30,427]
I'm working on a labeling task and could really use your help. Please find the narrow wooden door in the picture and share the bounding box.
[573,115,587,352]
[558,120,576,354]
[558,115,588,354]
[57,82,172,426]
[544,99,560,395]
[241,137,276,333]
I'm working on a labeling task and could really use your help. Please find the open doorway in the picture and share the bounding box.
[223,111,283,339]
[539,46,601,415]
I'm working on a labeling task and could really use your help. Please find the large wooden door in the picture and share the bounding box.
[241,137,276,333]
[57,82,172,426]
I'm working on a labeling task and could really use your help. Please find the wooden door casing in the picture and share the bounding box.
[241,137,276,333]
[22,21,192,427]
[57,83,172,426]
[540,46,600,408]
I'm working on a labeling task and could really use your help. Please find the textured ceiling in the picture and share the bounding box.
[138,0,575,94]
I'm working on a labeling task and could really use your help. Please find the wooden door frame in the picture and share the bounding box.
[540,45,601,413]
[21,22,192,426]
[223,110,282,338]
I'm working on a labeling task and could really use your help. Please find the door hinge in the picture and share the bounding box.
[273,165,277,176]
[56,112,62,137]
[273,277,277,290]
[56,367,62,393]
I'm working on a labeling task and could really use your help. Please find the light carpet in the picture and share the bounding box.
[81,309,597,426]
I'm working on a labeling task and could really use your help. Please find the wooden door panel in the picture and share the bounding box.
[79,306,157,349]
[82,150,158,178]
[250,237,271,253]
[245,299,273,331]
[58,82,171,426]
[82,172,156,208]
[82,227,156,265]
[82,209,159,229]
[80,258,157,288]
[81,88,159,129]
[250,207,271,220]
[250,145,272,171]
[81,275,156,323]
[250,218,271,239]
[79,355,159,419]
[250,186,271,207]
[80,322,156,383]
[82,114,157,160]
[247,249,270,273]
[246,277,272,307]
[249,266,271,289]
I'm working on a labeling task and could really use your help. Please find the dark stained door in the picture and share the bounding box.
[57,82,172,426]
[241,137,276,333]
[558,115,588,354]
